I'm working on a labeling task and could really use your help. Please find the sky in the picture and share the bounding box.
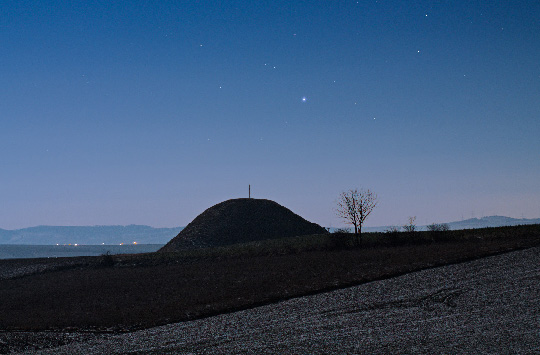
[1,0,539,230]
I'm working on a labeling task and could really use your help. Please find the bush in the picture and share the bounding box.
[427,223,450,232]
[385,226,401,233]
[427,223,450,241]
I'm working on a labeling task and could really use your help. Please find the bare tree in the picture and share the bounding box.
[403,216,417,232]
[336,188,378,244]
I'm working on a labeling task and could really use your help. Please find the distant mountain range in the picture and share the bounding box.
[1,216,539,245]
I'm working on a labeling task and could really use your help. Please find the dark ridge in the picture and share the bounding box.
[159,198,328,252]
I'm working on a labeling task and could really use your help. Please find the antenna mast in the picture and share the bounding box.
[249,184,251,198]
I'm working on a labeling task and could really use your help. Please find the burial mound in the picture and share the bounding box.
[159,198,328,252]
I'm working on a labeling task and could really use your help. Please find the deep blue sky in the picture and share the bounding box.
[1,0,539,230]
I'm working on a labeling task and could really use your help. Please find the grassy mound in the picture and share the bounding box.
[160,198,328,252]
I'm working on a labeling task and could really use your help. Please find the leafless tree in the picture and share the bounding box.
[336,188,378,244]
[403,216,417,232]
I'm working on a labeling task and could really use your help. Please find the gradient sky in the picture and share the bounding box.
[1,0,539,230]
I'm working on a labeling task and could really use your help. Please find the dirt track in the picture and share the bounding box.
[18,246,539,354]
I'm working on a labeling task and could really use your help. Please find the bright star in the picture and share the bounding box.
[302,96,307,102]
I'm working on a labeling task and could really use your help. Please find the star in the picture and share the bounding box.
[302,96,307,102]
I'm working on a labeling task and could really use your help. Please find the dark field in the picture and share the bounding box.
[29,245,540,354]
[1,225,539,335]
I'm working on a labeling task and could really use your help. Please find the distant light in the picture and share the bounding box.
[302,96,307,102]
[102,243,105,245]
[74,244,78,246]
[56,244,59,246]
[133,241,137,244]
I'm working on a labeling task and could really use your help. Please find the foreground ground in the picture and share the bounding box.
[5,245,540,354]
[1,225,539,353]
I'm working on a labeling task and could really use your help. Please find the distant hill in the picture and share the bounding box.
[350,216,540,233]
[0,225,183,245]
[443,216,540,230]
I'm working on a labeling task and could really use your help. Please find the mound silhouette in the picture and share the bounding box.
[160,198,328,252]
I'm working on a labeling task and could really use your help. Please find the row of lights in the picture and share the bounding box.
[55,242,138,246]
